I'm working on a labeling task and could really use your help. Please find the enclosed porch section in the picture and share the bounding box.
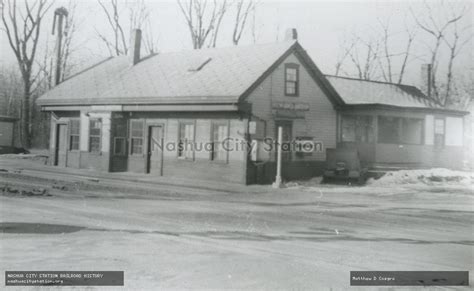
[337,108,465,169]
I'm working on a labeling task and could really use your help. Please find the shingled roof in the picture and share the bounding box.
[325,75,439,109]
[37,39,466,115]
[37,40,300,106]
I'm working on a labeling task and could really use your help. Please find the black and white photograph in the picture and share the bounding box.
[0,0,472,289]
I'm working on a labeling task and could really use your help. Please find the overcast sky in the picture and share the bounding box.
[1,0,472,87]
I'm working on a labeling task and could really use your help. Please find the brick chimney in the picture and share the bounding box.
[129,29,142,65]
[284,28,298,41]
[420,64,432,98]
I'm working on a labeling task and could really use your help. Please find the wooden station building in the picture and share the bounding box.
[37,29,468,184]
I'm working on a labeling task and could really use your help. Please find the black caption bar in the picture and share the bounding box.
[350,271,468,286]
[5,271,124,286]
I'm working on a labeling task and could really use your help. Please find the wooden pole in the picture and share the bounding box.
[53,7,68,86]
[272,126,283,188]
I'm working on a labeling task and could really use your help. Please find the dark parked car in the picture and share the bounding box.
[323,148,368,184]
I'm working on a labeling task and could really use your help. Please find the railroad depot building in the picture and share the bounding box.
[37,29,468,184]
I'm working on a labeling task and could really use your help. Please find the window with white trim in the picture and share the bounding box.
[434,118,445,148]
[89,119,101,153]
[130,120,144,155]
[69,119,80,150]
[284,63,299,96]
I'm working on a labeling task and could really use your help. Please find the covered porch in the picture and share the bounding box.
[337,106,465,170]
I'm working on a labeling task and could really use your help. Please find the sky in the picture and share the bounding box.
[0,0,472,88]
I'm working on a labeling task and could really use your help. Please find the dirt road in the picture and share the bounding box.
[0,161,473,289]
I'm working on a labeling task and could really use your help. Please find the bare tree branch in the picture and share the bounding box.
[1,0,53,147]
[232,0,254,45]
[411,0,469,106]
[177,0,230,49]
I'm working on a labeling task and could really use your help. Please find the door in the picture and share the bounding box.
[110,119,128,172]
[55,124,67,167]
[147,126,163,175]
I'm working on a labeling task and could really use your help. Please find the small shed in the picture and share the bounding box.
[0,115,17,147]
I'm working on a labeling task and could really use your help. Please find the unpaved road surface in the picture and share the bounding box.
[0,159,473,290]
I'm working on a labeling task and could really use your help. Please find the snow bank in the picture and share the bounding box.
[0,153,49,165]
[0,154,44,159]
[285,177,324,188]
[367,168,474,187]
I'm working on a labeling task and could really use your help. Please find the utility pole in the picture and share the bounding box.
[272,126,283,188]
[52,7,68,86]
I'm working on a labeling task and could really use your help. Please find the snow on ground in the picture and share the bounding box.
[367,168,474,187]
[284,168,473,196]
[0,153,48,165]
[1,180,473,289]
[285,177,323,189]
[0,158,473,289]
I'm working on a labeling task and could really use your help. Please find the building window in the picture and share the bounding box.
[285,64,299,96]
[434,118,445,148]
[378,116,423,145]
[401,118,423,144]
[89,119,101,153]
[341,115,374,143]
[211,122,228,162]
[130,120,144,155]
[378,116,400,144]
[178,122,194,159]
[69,119,80,150]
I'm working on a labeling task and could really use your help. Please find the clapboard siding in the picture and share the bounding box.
[247,52,337,162]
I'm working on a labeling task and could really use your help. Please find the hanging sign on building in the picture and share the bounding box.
[272,102,310,119]
[272,102,310,111]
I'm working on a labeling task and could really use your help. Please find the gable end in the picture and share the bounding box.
[238,42,345,108]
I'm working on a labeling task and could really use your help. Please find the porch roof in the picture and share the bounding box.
[326,75,439,109]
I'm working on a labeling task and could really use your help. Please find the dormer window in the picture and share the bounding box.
[285,63,299,96]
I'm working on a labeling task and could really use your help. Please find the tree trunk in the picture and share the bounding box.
[22,79,31,148]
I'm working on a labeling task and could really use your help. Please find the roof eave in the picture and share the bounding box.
[339,103,469,116]
[37,96,240,107]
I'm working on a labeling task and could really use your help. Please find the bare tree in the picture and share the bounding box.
[334,36,356,76]
[250,1,258,44]
[209,0,229,48]
[0,66,23,146]
[232,0,254,45]
[450,70,474,110]
[1,0,53,148]
[441,14,472,106]
[397,23,417,84]
[411,1,470,106]
[378,18,393,82]
[97,0,128,56]
[376,17,417,84]
[177,0,230,49]
[141,18,158,54]
[0,66,22,117]
[96,0,157,56]
[345,34,381,80]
